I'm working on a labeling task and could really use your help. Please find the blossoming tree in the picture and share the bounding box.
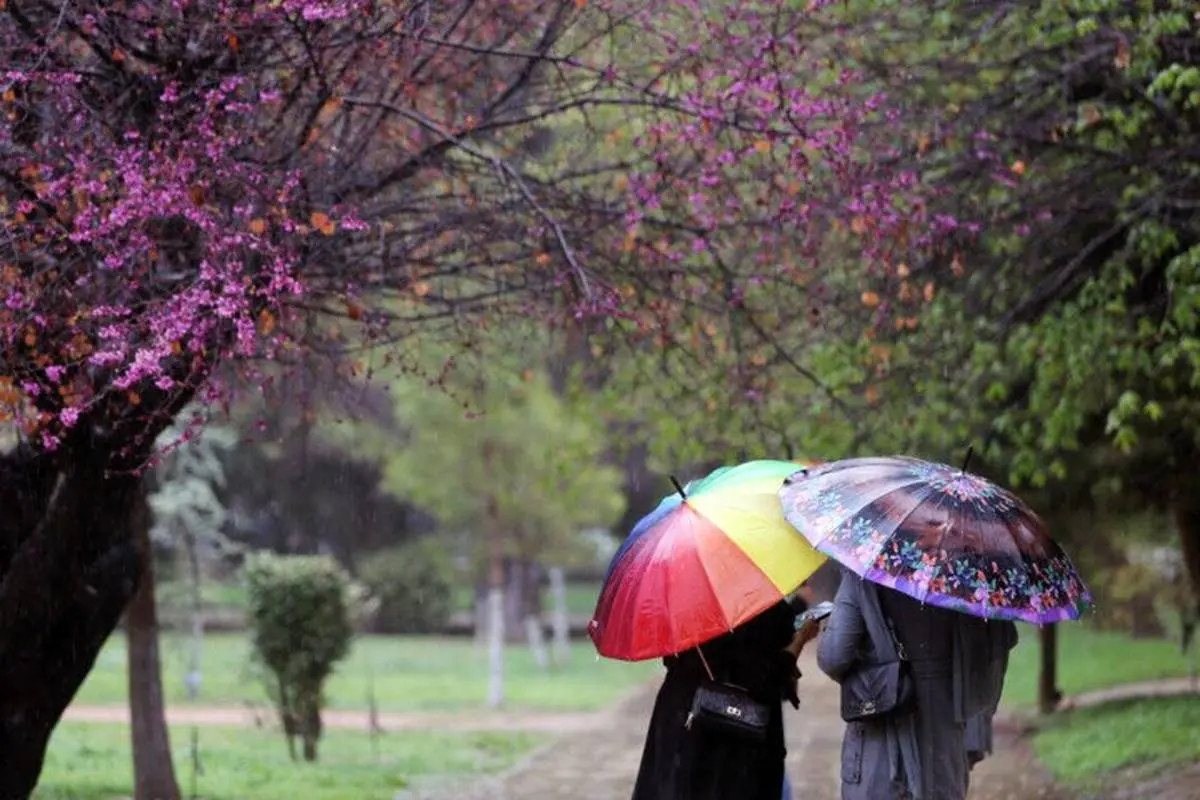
[0,0,933,791]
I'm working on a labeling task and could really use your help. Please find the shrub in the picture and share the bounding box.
[358,538,456,634]
[244,554,354,762]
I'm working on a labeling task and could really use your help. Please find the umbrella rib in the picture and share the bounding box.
[808,476,932,545]
[906,489,953,607]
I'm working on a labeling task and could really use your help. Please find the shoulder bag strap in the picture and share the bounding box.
[883,616,909,662]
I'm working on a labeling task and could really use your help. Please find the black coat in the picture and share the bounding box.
[631,601,797,800]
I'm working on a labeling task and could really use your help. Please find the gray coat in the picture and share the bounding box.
[966,621,1019,767]
[817,575,1012,800]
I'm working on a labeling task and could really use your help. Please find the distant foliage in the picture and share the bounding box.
[358,538,456,634]
[244,554,353,762]
[148,411,237,554]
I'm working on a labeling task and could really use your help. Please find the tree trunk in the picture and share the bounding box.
[486,582,505,708]
[548,567,570,666]
[523,614,549,671]
[502,557,526,644]
[1175,493,1200,605]
[486,507,505,708]
[0,445,144,798]
[1037,624,1061,714]
[473,587,487,653]
[126,480,181,800]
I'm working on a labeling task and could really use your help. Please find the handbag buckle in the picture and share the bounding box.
[725,705,743,717]
[860,700,876,715]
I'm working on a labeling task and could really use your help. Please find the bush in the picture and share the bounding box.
[244,554,354,762]
[358,538,456,634]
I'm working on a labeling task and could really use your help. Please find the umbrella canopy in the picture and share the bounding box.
[589,460,827,661]
[779,456,1091,624]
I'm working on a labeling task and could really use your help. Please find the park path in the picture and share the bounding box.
[62,703,602,734]
[398,650,1062,800]
[1057,675,1197,710]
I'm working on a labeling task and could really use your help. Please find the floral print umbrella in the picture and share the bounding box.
[779,456,1092,623]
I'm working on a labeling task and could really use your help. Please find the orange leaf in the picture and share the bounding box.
[1113,38,1131,70]
[412,281,431,297]
[258,309,277,334]
[850,216,868,235]
[1010,160,1026,176]
[534,252,552,267]
[344,299,363,321]
[753,139,771,154]
[861,291,881,308]
[310,211,337,236]
[188,185,206,206]
[896,263,910,278]
[228,33,240,53]
[923,281,936,303]
[127,391,141,406]
[951,251,965,277]
[248,218,267,235]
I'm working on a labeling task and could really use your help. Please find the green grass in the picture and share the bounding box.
[156,580,248,613]
[34,722,542,800]
[1001,623,1193,709]
[73,633,658,712]
[1031,695,1200,788]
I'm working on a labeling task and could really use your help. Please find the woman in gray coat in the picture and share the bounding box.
[816,572,1013,800]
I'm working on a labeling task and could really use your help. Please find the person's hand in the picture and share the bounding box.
[794,618,823,647]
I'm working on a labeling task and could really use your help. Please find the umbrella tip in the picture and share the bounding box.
[960,445,974,473]
[669,474,687,501]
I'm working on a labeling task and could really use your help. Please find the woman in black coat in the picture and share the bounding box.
[631,600,814,800]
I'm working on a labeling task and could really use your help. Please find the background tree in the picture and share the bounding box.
[244,553,354,763]
[333,335,626,704]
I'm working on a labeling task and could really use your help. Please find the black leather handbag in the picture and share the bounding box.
[839,618,916,723]
[684,647,770,741]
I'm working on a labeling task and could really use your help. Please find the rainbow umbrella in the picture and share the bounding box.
[589,460,827,661]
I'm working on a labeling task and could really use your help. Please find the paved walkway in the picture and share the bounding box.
[399,651,1062,799]
[1058,676,1198,711]
[62,704,601,734]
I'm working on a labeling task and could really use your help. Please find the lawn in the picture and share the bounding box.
[34,722,542,800]
[1000,623,1193,709]
[72,633,659,712]
[1031,695,1200,789]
